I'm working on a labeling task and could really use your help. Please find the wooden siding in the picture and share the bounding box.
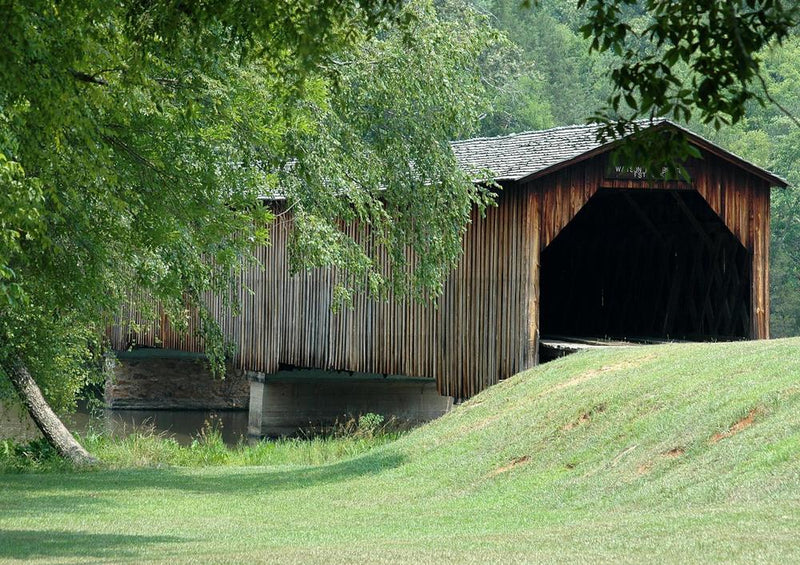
[528,158,604,250]
[111,189,533,399]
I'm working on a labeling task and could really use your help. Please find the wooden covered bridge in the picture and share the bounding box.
[109,120,786,436]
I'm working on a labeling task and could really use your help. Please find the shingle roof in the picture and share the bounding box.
[451,119,788,187]
[451,122,614,181]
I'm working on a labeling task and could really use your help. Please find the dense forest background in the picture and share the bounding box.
[471,0,800,337]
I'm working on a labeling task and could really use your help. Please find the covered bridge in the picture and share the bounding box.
[109,120,786,435]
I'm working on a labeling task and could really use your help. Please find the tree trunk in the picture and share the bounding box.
[3,357,98,465]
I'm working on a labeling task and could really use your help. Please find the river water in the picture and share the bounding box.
[0,402,249,446]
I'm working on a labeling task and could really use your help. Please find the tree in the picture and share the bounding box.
[574,1,800,135]
[0,0,504,463]
[476,0,613,134]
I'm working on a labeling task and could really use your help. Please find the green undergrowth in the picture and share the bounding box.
[0,414,402,473]
[1,338,799,563]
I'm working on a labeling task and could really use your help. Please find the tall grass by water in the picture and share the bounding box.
[0,413,401,473]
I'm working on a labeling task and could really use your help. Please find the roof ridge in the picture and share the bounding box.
[451,122,602,145]
[452,118,673,146]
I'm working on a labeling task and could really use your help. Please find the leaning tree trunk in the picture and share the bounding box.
[3,358,97,465]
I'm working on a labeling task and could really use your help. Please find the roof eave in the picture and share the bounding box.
[513,120,789,189]
[661,121,788,188]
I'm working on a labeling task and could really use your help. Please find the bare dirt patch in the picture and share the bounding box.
[488,456,530,478]
[710,408,760,444]
[563,413,590,431]
[563,404,606,431]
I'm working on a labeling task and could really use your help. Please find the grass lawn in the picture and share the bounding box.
[1,338,799,563]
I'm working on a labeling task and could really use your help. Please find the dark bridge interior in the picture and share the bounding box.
[539,189,750,342]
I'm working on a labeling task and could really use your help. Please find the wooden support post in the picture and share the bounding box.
[762,197,770,338]
[523,189,541,369]
[750,187,770,339]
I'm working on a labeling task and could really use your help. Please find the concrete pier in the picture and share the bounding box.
[247,370,453,438]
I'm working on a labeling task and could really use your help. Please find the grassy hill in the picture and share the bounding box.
[1,338,799,563]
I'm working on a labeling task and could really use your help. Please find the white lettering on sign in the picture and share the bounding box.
[611,165,675,180]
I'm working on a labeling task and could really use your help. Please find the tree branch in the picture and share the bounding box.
[69,69,109,86]
[757,72,800,129]
[101,134,171,179]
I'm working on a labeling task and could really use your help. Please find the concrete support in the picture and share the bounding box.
[247,370,453,438]
[247,377,267,438]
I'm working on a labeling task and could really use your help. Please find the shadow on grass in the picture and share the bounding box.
[0,493,108,520]
[0,450,406,516]
[0,529,184,560]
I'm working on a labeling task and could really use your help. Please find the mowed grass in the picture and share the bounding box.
[1,338,799,564]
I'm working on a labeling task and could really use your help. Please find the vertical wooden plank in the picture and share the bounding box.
[522,185,540,369]
[762,185,771,338]
[750,182,770,339]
